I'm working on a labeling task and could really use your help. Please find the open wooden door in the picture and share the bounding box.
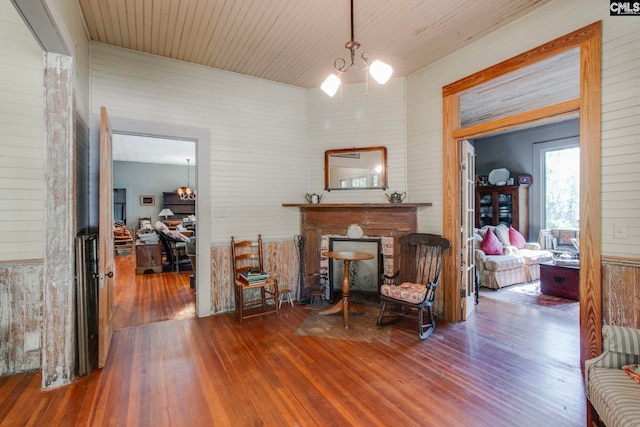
[461,140,476,319]
[98,106,115,367]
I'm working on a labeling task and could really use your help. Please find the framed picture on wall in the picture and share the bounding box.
[518,175,532,185]
[140,195,155,206]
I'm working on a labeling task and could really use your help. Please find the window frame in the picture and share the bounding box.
[532,137,580,231]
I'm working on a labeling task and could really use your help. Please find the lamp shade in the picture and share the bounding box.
[321,74,341,97]
[369,60,393,84]
[159,208,174,218]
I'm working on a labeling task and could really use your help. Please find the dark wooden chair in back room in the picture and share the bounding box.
[377,233,450,339]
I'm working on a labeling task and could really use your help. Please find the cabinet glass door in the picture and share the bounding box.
[497,192,513,226]
[478,192,493,227]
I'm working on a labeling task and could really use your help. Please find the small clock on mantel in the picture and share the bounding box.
[346,224,364,239]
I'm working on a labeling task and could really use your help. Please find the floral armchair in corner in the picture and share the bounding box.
[538,228,579,253]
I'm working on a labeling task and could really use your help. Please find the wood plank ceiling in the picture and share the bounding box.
[78,0,554,88]
[79,0,581,163]
[460,47,580,129]
[112,135,196,165]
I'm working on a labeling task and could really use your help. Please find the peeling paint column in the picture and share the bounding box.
[42,53,76,389]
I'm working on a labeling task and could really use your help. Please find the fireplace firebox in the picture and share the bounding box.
[328,238,382,299]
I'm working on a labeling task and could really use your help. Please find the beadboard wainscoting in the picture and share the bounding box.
[0,261,44,376]
[210,239,299,314]
[602,256,640,329]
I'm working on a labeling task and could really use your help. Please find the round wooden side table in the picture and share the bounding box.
[320,250,374,330]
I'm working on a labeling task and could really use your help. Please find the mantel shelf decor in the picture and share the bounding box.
[282,203,432,209]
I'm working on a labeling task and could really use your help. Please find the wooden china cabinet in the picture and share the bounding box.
[162,192,195,220]
[475,184,530,240]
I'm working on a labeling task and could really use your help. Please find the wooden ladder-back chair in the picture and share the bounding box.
[113,223,134,256]
[231,235,279,323]
[377,233,451,339]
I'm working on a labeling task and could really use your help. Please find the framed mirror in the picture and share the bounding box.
[325,146,387,191]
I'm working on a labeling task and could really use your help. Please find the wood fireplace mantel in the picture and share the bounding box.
[283,202,432,293]
[282,203,432,209]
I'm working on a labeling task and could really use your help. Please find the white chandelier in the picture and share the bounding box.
[321,0,393,97]
[177,158,196,201]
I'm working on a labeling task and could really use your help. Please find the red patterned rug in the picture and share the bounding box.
[479,281,579,319]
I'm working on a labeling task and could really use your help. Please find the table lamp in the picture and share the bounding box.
[159,208,174,221]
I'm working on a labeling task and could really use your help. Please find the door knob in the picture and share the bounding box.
[92,271,114,279]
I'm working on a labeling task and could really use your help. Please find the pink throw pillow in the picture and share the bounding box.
[481,228,503,255]
[624,364,640,383]
[509,226,527,249]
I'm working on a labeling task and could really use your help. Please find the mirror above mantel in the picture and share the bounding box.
[324,146,387,191]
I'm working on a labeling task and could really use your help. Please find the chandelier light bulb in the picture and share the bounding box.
[369,60,393,84]
[321,74,341,97]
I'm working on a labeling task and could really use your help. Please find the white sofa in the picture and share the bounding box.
[475,224,553,289]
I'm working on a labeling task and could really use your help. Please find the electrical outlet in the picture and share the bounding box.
[213,208,226,218]
[614,222,628,239]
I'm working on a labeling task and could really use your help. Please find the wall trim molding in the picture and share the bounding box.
[602,255,640,268]
[0,259,43,266]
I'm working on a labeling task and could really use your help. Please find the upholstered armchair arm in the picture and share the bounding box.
[525,242,542,250]
[474,249,487,264]
[503,245,519,256]
[587,325,640,369]
[585,325,640,391]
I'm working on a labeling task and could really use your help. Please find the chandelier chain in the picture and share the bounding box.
[333,0,370,75]
[321,0,392,98]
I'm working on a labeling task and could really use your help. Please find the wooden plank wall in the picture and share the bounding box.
[210,239,298,313]
[42,53,76,388]
[600,16,640,257]
[0,2,46,261]
[602,256,640,329]
[0,261,43,376]
[306,80,407,205]
[0,1,88,383]
[90,42,309,243]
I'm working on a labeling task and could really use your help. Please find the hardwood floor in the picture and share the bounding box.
[0,262,585,426]
[113,255,195,330]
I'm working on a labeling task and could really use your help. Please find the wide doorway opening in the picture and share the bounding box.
[112,133,197,329]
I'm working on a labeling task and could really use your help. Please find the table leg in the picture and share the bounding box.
[319,259,365,329]
[342,295,349,330]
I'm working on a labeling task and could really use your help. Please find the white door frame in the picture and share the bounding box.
[461,139,476,319]
[102,116,212,316]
